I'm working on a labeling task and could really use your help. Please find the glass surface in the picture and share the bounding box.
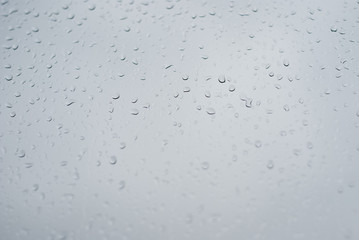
[1,0,359,239]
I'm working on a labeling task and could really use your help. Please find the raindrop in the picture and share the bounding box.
[17,150,26,158]
[201,161,209,170]
[206,108,216,115]
[131,108,139,115]
[218,75,226,83]
[330,26,337,32]
[119,180,126,190]
[204,91,211,98]
[244,98,253,108]
[266,160,274,169]
[131,97,138,103]
[32,184,39,191]
[183,87,191,93]
[88,4,96,11]
[182,75,189,80]
[255,140,262,148]
[110,156,117,165]
[119,142,126,149]
[4,75,13,81]
[24,162,33,168]
[66,100,75,106]
[283,59,290,67]
[112,94,120,100]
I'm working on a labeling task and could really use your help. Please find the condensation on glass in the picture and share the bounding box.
[0,0,359,239]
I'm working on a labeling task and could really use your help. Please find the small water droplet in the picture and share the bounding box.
[88,4,96,10]
[66,100,75,106]
[183,87,191,93]
[110,156,117,165]
[255,140,262,148]
[204,91,211,98]
[206,108,216,115]
[218,75,226,83]
[4,75,13,81]
[24,162,33,168]
[244,98,253,108]
[112,94,120,100]
[266,160,274,169]
[119,180,126,190]
[119,142,126,149]
[201,161,209,170]
[131,108,139,115]
[18,149,26,158]
[283,59,290,67]
[32,184,39,191]
[131,97,138,103]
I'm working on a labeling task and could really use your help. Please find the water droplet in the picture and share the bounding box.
[201,161,209,170]
[32,184,39,191]
[283,59,290,67]
[131,108,139,115]
[255,140,262,148]
[24,162,33,168]
[206,108,216,115]
[112,94,120,100]
[66,100,75,106]
[182,75,189,80]
[183,87,191,93]
[4,75,13,81]
[88,4,96,11]
[218,75,226,83]
[229,85,235,92]
[18,150,26,158]
[119,180,126,190]
[119,142,126,149]
[131,97,138,103]
[244,98,253,108]
[266,160,274,169]
[110,156,117,165]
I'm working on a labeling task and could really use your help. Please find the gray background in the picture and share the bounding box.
[0,0,359,239]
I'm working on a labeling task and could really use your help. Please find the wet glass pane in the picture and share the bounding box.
[1,0,359,239]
